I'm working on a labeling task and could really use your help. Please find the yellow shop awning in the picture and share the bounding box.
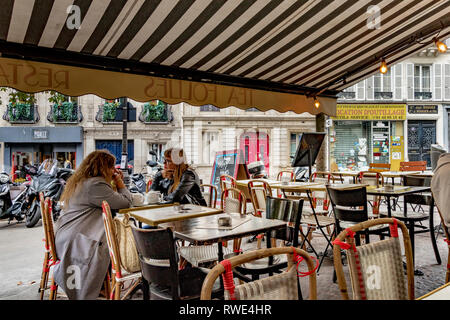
[0,0,449,116]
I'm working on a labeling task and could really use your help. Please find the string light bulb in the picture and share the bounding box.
[314,97,320,109]
[379,59,388,74]
[435,38,447,53]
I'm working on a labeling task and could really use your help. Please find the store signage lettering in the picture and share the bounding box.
[0,63,69,89]
[408,105,438,114]
[33,129,48,139]
[333,104,406,120]
[0,57,337,116]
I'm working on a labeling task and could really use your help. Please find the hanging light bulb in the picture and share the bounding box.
[379,59,388,74]
[435,38,447,53]
[314,97,320,109]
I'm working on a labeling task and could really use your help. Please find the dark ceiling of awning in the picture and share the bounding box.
[0,0,449,97]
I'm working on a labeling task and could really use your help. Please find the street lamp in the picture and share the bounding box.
[120,97,130,187]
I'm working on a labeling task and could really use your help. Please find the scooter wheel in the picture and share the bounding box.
[25,200,41,228]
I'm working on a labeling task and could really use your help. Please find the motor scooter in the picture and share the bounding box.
[0,171,30,224]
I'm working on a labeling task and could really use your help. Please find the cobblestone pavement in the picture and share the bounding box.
[0,200,448,300]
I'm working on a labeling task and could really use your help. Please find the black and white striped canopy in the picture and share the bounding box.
[0,0,449,101]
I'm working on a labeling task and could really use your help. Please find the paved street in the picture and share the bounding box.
[0,202,448,300]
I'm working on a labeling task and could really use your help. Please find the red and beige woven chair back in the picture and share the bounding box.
[247,180,272,217]
[146,179,152,192]
[200,247,317,300]
[309,172,333,210]
[333,218,414,300]
[221,187,246,215]
[102,201,123,300]
[220,174,236,192]
[276,170,294,197]
[39,192,59,300]
[200,184,218,208]
[400,161,426,172]
[357,171,384,215]
[431,197,450,283]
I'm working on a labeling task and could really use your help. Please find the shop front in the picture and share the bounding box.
[0,127,83,181]
[329,104,406,172]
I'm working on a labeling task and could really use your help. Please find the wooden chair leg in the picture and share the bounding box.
[49,276,57,300]
[39,252,50,300]
[114,281,121,300]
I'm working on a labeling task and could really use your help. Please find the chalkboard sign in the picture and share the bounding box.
[210,149,248,196]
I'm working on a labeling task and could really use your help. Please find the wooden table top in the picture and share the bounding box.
[122,203,223,226]
[417,282,450,300]
[235,179,280,186]
[119,203,173,214]
[160,213,287,244]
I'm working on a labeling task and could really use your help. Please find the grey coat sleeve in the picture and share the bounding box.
[87,179,132,209]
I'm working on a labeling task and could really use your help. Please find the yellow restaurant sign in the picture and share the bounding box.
[0,57,336,116]
[333,104,407,120]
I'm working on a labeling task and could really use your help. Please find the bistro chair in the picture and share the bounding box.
[101,201,145,300]
[356,171,385,216]
[200,247,317,300]
[379,175,440,267]
[309,172,333,213]
[400,161,426,172]
[327,185,389,243]
[219,174,236,193]
[276,170,294,197]
[228,197,305,283]
[369,163,391,173]
[131,224,222,300]
[38,193,59,300]
[200,184,218,208]
[431,199,450,283]
[333,218,415,300]
[247,180,272,217]
[221,188,247,252]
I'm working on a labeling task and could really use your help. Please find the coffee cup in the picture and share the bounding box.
[146,191,163,204]
[132,193,144,206]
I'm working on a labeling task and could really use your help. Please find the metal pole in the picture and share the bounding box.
[121,97,130,187]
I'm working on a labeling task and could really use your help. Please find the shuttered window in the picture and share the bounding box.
[331,121,371,171]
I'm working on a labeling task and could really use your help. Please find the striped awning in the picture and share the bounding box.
[0,0,449,116]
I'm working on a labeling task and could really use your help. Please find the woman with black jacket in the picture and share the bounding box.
[151,148,206,206]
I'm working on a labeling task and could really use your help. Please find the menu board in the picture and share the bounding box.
[210,149,249,195]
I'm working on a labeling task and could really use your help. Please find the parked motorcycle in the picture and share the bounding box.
[24,159,74,228]
[129,167,147,194]
[145,151,164,191]
[0,171,30,223]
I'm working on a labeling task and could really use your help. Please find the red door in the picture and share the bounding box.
[239,132,270,175]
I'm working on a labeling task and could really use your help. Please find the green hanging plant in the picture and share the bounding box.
[143,100,167,122]
[3,89,36,122]
[102,101,120,122]
[47,91,77,122]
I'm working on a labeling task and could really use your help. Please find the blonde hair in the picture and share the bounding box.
[164,148,190,193]
[60,150,116,208]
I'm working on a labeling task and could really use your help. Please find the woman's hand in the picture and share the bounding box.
[162,169,174,179]
[113,168,126,189]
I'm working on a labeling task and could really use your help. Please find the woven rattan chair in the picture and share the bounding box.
[276,170,294,197]
[200,247,317,300]
[333,218,414,300]
[102,201,145,300]
[221,187,247,251]
[247,180,272,217]
[357,171,385,216]
[200,184,218,208]
[38,193,59,300]
[220,174,236,193]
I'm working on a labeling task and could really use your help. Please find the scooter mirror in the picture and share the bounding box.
[146,160,158,167]
[149,150,157,156]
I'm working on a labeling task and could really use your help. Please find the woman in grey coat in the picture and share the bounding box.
[53,150,132,300]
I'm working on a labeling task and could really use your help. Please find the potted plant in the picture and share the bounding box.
[142,100,168,122]
[102,100,120,122]
[47,91,78,122]
[1,88,36,122]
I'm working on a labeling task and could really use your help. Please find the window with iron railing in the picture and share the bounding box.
[139,100,172,123]
[374,68,392,100]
